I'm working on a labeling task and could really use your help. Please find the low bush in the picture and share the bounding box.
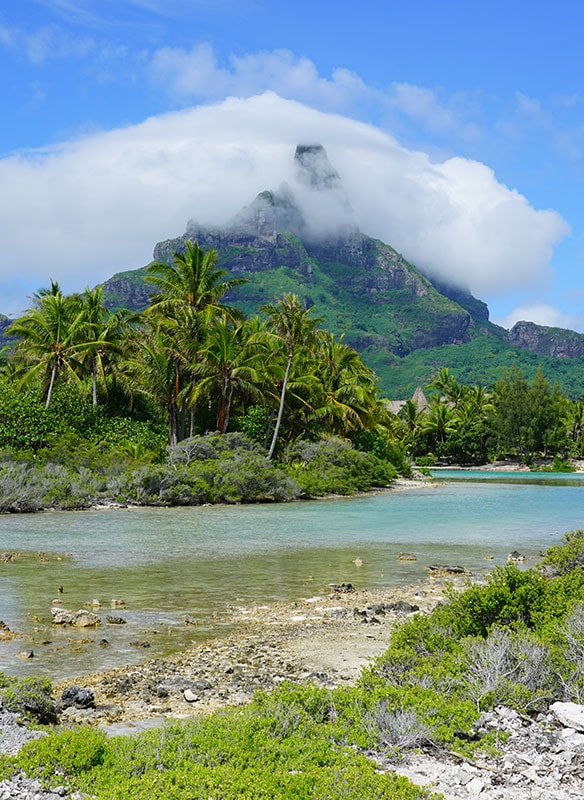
[119,435,300,505]
[0,675,56,724]
[12,705,439,799]
[540,529,584,576]
[16,728,106,782]
[286,437,397,496]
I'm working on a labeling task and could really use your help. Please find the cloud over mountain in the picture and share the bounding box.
[0,92,568,315]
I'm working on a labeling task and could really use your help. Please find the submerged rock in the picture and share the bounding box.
[0,620,17,640]
[51,608,100,627]
[396,552,417,561]
[427,564,468,575]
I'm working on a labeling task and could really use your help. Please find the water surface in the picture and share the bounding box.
[0,476,582,679]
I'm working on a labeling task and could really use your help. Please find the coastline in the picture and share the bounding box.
[431,459,584,472]
[54,575,470,726]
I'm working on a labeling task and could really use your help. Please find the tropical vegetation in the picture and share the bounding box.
[0,240,583,514]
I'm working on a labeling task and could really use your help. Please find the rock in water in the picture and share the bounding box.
[51,607,100,627]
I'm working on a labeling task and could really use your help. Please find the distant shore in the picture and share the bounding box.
[430,459,584,472]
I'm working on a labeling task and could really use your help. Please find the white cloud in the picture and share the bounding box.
[150,45,373,112]
[0,92,569,316]
[149,47,484,144]
[385,82,479,141]
[494,303,580,331]
[38,0,253,26]
[516,92,543,117]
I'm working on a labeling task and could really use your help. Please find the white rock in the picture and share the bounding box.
[51,607,100,626]
[550,701,584,732]
[558,731,584,752]
[183,689,198,703]
[466,776,485,794]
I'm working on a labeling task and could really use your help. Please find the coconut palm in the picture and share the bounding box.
[145,240,248,438]
[126,324,184,445]
[261,294,321,459]
[76,286,133,406]
[7,284,86,407]
[145,239,247,318]
[311,332,379,435]
[195,318,267,433]
[422,398,457,446]
[565,398,584,453]
[429,367,466,408]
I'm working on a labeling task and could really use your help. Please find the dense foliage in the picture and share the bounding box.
[1,240,583,516]
[402,366,584,466]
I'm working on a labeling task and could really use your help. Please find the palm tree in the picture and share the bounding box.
[565,398,584,453]
[7,284,86,407]
[398,398,425,450]
[195,318,267,433]
[126,324,184,445]
[144,240,247,318]
[261,294,321,459]
[422,398,457,446]
[312,332,379,435]
[76,286,133,406]
[429,367,466,408]
[144,240,248,439]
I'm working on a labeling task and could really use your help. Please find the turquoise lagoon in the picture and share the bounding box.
[0,473,582,678]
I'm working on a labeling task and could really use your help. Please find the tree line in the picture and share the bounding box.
[1,240,583,472]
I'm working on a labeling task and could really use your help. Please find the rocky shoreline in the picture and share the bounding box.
[53,578,453,725]
[3,575,584,799]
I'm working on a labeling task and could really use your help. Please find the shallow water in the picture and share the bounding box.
[0,476,582,679]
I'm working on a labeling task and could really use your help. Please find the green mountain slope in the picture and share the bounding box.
[98,144,584,398]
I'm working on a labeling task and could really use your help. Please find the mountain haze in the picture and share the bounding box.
[98,144,584,397]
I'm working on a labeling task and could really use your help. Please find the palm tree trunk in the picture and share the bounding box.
[263,407,276,450]
[92,357,98,407]
[189,375,197,437]
[223,385,235,434]
[268,353,292,460]
[46,363,57,409]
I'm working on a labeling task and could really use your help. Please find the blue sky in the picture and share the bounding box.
[1,0,583,332]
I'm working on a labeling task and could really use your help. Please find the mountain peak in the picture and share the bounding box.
[225,143,355,241]
[294,143,341,190]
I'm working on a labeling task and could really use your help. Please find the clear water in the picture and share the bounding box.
[0,476,582,679]
[430,469,584,485]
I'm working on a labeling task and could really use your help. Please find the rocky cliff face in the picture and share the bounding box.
[138,144,474,356]
[508,320,584,358]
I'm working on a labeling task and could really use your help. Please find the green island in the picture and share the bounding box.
[1,240,583,515]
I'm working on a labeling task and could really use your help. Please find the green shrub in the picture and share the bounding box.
[236,405,271,446]
[15,708,439,800]
[540,529,584,576]
[0,676,56,724]
[415,454,436,467]
[17,728,106,783]
[118,436,299,506]
[286,437,396,496]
